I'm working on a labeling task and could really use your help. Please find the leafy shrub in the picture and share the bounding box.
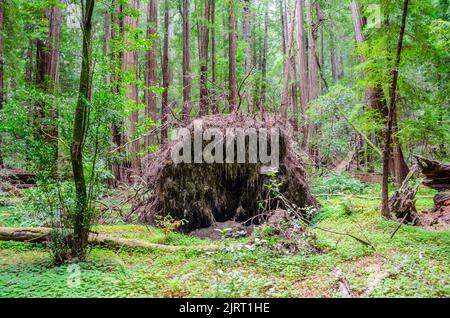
[313,173,366,195]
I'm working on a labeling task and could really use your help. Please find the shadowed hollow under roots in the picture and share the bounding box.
[137,113,318,232]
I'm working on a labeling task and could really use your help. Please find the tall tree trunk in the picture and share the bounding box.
[279,0,287,54]
[198,0,210,117]
[71,0,95,260]
[122,0,140,175]
[243,0,253,112]
[381,0,409,218]
[110,1,126,185]
[329,22,338,82]
[296,0,309,147]
[145,0,158,148]
[315,1,324,93]
[35,4,62,177]
[228,0,237,112]
[351,0,409,183]
[161,0,170,144]
[182,0,192,122]
[259,8,268,110]
[306,0,318,101]
[280,0,297,120]
[289,1,299,131]
[210,0,218,114]
[0,0,3,167]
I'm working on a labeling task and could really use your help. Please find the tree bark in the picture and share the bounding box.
[296,0,309,147]
[35,4,62,177]
[0,227,219,252]
[280,0,297,120]
[182,0,192,122]
[243,0,253,112]
[70,0,95,259]
[110,1,127,185]
[259,8,268,110]
[381,0,409,218]
[122,0,141,174]
[145,0,158,149]
[161,1,170,144]
[198,0,210,117]
[228,0,237,112]
[210,0,218,114]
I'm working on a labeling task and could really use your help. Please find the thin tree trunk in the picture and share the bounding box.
[381,0,409,217]
[289,1,299,131]
[210,0,218,114]
[228,0,237,112]
[259,8,268,110]
[306,0,318,101]
[351,0,409,183]
[296,0,309,147]
[243,0,253,112]
[35,5,62,177]
[199,0,210,117]
[145,0,158,148]
[161,0,170,144]
[122,0,140,175]
[70,0,95,259]
[315,1,324,93]
[330,22,338,82]
[110,1,126,184]
[182,0,192,122]
[280,0,297,120]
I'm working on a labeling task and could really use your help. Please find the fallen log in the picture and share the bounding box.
[0,227,220,252]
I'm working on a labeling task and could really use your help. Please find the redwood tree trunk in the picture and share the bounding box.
[228,0,237,112]
[145,0,158,148]
[110,1,126,184]
[210,0,218,114]
[296,0,309,148]
[381,0,409,217]
[259,8,268,110]
[161,0,170,144]
[243,0,253,112]
[35,4,62,177]
[182,0,192,122]
[122,0,141,175]
[198,0,210,117]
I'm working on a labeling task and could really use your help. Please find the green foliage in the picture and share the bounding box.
[313,173,367,195]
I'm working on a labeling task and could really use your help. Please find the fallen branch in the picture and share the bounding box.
[0,227,219,252]
[333,268,353,298]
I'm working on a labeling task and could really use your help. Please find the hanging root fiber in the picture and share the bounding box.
[136,113,318,232]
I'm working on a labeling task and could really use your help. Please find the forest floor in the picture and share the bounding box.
[0,178,449,298]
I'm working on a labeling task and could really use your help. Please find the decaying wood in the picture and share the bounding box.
[0,227,219,252]
[388,165,420,224]
[416,156,450,227]
[415,155,450,191]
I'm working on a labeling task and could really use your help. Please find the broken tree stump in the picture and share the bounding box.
[388,165,420,224]
[415,155,450,228]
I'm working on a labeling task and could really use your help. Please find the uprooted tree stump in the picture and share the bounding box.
[137,113,318,232]
[389,165,420,224]
[415,155,450,227]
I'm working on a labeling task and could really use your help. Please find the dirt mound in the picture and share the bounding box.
[137,113,317,232]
